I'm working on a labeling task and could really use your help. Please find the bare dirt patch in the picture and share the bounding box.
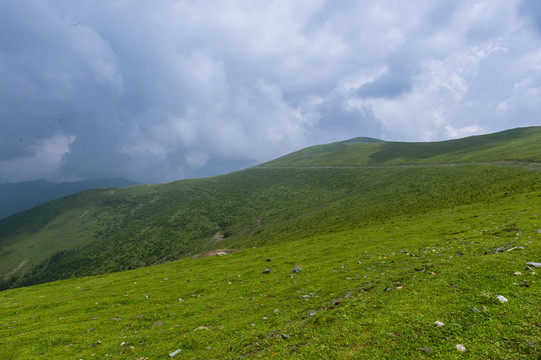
[191,249,242,259]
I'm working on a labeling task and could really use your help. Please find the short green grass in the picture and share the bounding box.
[261,126,541,167]
[2,163,541,289]
[1,191,539,359]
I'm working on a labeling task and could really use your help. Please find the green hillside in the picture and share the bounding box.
[260,126,541,167]
[1,127,541,291]
[0,126,540,358]
[0,190,539,359]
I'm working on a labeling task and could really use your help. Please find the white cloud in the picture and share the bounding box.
[1,0,541,184]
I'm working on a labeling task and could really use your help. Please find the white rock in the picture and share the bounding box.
[169,349,182,357]
[455,344,466,352]
[434,321,445,327]
[497,295,508,303]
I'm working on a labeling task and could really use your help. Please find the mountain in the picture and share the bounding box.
[0,127,540,290]
[261,126,541,167]
[0,127,540,358]
[0,178,138,220]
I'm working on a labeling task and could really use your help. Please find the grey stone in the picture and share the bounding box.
[282,334,290,339]
[526,262,541,268]
[419,347,433,353]
[263,268,270,274]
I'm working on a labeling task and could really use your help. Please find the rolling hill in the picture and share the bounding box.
[0,178,138,220]
[0,126,540,358]
[0,127,540,291]
[260,126,541,167]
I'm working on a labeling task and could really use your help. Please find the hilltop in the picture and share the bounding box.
[0,127,540,291]
[260,126,541,167]
[0,126,540,358]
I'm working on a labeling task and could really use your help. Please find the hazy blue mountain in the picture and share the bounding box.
[0,178,138,220]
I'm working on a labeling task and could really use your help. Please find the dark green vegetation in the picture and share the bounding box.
[0,178,138,220]
[261,126,541,167]
[0,126,540,358]
[0,127,540,291]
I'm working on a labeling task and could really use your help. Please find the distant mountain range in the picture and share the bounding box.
[0,178,138,220]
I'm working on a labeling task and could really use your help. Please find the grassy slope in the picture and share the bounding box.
[2,164,541,289]
[0,190,539,359]
[1,127,541,289]
[260,126,541,167]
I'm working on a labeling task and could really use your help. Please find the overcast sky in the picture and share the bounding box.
[1,1,540,184]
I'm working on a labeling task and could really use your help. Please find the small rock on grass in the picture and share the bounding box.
[434,321,445,327]
[455,344,466,352]
[497,295,508,303]
[282,334,290,339]
[169,349,182,357]
[291,265,301,273]
[419,347,433,353]
[263,268,270,274]
[526,262,541,268]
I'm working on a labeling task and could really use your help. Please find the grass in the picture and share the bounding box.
[261,126,541,167]
[2,163,541,289]
[0,190,539,359]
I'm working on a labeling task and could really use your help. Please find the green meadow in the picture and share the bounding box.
[1,190,539,359]
[0,126,540,358]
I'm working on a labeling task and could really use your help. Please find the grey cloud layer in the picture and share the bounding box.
[1,0,540,184]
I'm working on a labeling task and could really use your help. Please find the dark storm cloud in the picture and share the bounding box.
[1,1,540,184]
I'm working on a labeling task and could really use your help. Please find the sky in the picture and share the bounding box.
[1,0,540,184]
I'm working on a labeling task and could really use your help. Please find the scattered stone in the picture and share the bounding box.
[282,334,290,339]
[384,287,394,292]
[419,347,433,353]
[302,295,311,298]
[514,272,522,276]
[121,342,127,346]
[169,349,182,357]
[88,328,94,333]
[497,295,508,303]
[266,259,272,262]
[455,344,466,352]
[218,326,224,330]
[507,246,525,252]
[274,309,279,313]
[526,262,541,268]
[473,308,481,313]
[520,281,529,287]
[153,321,163,327]
[482,306,488,312]
[263,268,270,274]
[135,315,143,318]
[434,321,445,327]
[195,326,209,331]
[309,312,317,317]
[291,265,301,273]
[525,266,534,272]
